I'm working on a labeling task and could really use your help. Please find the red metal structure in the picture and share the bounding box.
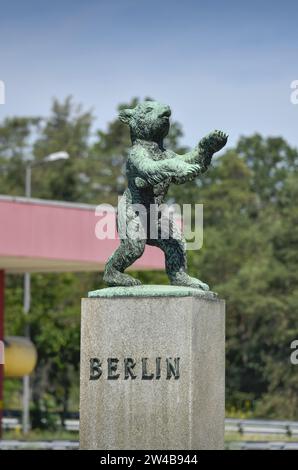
[0,195,163,272]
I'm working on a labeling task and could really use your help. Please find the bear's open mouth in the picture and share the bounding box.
[160,109,171,118]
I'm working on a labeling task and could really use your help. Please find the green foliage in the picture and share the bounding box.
[0,117,40,195]
[170,135,298,418]
[1,99,298,422]
[33,97,94,201]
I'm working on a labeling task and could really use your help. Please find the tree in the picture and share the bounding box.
[189,140,298,418]
[236,134,298,206]
[0,117,40,196]
[33,97,94,202]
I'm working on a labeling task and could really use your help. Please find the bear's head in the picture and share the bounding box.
[119,100,171,144]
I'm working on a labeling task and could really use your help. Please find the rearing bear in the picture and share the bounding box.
[103,100,228,290]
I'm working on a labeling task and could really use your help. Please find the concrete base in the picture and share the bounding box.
[80,287,225,450]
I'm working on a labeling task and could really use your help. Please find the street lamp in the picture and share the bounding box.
[23,151,69,434]
[25,151,69,198]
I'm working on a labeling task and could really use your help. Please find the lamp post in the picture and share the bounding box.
[22,151,69,434]
[25,151,69,198]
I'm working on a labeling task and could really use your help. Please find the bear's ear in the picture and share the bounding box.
[119,108,133,124]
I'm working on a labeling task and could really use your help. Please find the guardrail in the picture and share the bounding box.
[1,440,298,450]
[225,418,298,437]
[2,417,80,432]
[2,418,21,431]
[0,440,79,450]
[226,441,298,450]
[3,417,298,437]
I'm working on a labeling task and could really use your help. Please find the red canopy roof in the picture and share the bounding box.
[0,196,164,273]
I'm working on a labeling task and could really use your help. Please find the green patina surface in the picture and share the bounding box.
[102,100,228,292]
[88,285,218,300]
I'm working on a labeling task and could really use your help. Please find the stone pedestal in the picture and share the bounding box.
[79,285,225,450]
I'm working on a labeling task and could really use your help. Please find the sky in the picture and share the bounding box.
[0,0,298,149]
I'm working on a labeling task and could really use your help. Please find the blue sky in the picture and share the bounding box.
[0,0,297,148]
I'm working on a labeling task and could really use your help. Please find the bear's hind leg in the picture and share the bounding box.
[103,239,145,287]
[148,224,209,291]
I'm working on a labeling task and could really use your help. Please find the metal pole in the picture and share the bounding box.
[22,272,31,434]
[25,165,31,198]
[21,156,68,434]
[23,164,31,434]
[0,270,5,438]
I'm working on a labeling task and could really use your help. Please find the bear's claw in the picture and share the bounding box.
[103,269,142,287]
